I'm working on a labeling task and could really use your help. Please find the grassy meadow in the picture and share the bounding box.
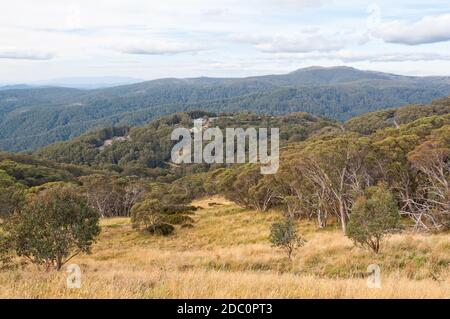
[1,196,449,298]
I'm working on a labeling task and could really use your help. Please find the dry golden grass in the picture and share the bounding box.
[1,196,449,298]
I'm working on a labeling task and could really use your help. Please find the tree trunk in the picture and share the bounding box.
[317,209,327,228]
[56,255,63,271]
[339,199,347,233]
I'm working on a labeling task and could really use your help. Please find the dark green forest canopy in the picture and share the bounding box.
[1,66,450,152]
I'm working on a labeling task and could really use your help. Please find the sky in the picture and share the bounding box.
[0,0,450,83]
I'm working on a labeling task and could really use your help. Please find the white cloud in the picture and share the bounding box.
[362,52,450,62]
[374,13,450,45]
[114,40,207,55]
[0,49,54,60]
[248,0,330,9]
[279,50,450,62]
[232,30,352,53]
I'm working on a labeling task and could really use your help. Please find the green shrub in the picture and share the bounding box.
[131,198,196,235]
[4,183,100,270]
[269,219,306,260]
[147,223,175,236]
[131,199,162,230]
[346,185,402,254]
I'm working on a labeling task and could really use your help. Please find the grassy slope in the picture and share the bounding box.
[1,197,449,298]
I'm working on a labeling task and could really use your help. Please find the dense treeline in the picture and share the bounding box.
[2,66,450,152]
[273,116,447,231]
[37,111,338,179]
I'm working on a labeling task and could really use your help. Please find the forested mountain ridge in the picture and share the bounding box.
[36,111,339,179]
[1,66,450,152]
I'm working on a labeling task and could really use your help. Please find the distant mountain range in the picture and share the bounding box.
[30,76,144,89]
[0,76,144,90]
[1,66,450,152]
[0,84,37,91]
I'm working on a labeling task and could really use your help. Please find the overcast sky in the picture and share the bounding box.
[1,0,450,83]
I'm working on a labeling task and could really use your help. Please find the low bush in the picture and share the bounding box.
[147,223,175,236]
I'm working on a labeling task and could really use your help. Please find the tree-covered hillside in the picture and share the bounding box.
[1,66,450,152]
[36,110,338,180]
[0,152,100,187]
[345,96,450,134]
